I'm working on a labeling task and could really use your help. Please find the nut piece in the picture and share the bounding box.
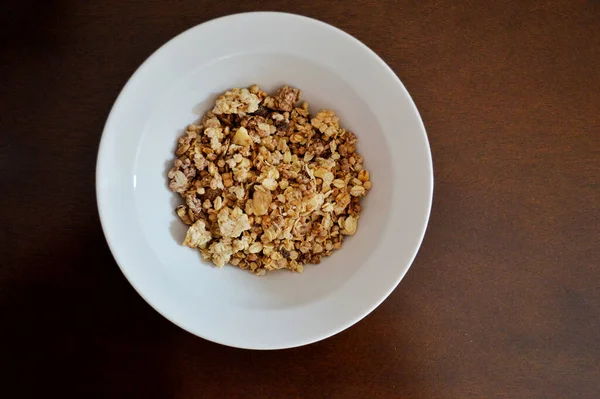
[252,187,272,216]
[358,170,370,182]
[343,215,358,235]
[232,126,252,147]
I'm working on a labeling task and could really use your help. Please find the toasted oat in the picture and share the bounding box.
[168,85,372,275]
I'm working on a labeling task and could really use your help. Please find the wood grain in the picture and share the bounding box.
[1,1,599,398]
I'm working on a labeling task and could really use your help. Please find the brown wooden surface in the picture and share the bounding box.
[1,1,599,398]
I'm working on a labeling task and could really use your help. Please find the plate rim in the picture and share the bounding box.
[96,11,434,349]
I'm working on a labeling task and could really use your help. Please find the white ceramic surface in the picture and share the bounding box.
[96,12,433,349]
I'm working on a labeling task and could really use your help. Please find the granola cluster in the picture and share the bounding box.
[167,85,372,275]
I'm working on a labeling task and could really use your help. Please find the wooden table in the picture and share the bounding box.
[2,1,599,397]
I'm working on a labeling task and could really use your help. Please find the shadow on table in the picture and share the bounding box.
[1,224,178,398]
[161,301,429,398]
[1,221,428,398]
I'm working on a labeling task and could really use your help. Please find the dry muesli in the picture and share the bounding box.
[167,85,372,275]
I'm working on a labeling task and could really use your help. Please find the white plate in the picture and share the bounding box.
[96,12,433,349]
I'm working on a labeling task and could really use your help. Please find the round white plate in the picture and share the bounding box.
[96,12,433,349]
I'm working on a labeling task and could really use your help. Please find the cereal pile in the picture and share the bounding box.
[167,85,371,275]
